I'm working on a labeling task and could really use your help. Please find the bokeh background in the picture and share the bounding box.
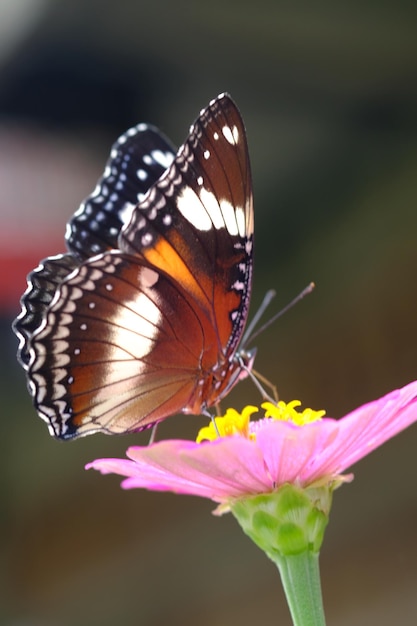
[1,2,417,624]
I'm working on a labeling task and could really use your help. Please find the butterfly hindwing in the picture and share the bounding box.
[67,124,176,259]
[14,253,80,368]
[29,251,221,438]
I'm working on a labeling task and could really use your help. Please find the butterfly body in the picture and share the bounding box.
[14,94,255,439]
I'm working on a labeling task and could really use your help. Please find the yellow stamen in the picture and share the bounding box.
[196,401,325,443]
[262,400,325,425]
[196,406,258,442]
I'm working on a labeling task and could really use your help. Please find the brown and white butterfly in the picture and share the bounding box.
[13,93,255,439]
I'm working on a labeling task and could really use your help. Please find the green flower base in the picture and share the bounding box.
[230,483,334,626]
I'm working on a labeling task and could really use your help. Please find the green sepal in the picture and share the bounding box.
[230,483,333,560]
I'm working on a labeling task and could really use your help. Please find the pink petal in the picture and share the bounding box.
[255,419,340,484]
[88,437,272,501]
[257,380,417,485]
[307,380,417,480]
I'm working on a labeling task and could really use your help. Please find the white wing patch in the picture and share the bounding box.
[199,188,225,230]
[219,199,239,236]
[108,287,161,361]
[177,186,212,231]
[235,206,246,238]
[177,185,245,236]
[222,124,239,145]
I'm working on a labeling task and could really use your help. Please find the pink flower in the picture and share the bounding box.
[86,380,417,505]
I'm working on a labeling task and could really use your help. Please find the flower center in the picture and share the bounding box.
[196,401,325,442]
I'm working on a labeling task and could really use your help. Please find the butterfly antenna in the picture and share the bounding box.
[240,289,277,349]
[243,282,315,349]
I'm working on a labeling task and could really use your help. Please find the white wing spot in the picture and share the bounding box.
[105,284,113,291]
[141,232,153,246]
[163,214,172,226]
[222,124,239,145]
[203,150,210,160]
[74,348,80,355]
[232,280,245,291]
[213,132,219,140]
[151,150,174,169]
[80,323,87,330]
[141,267,159,288]
[119,202,135,225]
[89,302,96,309]
[197,176,203,186]
[137,169,148,181]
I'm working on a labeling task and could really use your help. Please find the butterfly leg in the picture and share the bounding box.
[237,355,278,403]
[250,367,279,403]
[148,423,159,445]
[201,407,221,437]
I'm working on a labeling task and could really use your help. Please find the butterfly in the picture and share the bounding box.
[13,93,255,440]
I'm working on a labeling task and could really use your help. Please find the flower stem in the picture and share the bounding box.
[273,551,326,626]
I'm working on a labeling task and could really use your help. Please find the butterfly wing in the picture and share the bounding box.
[28,252,218,439]
[14,254,79,368]
[121,93,254,358]
[15,124,175,369]
[67,124,176,258]
[14,94,254,439]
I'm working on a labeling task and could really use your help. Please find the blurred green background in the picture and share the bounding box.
[1,1,417,624]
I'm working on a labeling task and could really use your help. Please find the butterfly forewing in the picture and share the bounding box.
[13,93,255,439]
[120,94,253,355]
